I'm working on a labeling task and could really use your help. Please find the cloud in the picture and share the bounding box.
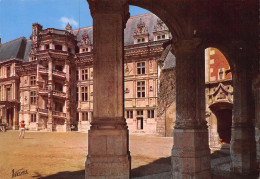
[60,17,79,29]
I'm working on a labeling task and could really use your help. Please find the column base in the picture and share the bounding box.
[86,155,130,179]
[85,128,131,179]
[171,129,211,179]
[230,125,256,175]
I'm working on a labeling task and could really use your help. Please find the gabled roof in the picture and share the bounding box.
[72,13,164,46]
[0,37,29,62]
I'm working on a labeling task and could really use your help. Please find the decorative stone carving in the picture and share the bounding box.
[208,83,233,106]
[80,33,91,46]
[153,19,168,32]
[134,18,148,35]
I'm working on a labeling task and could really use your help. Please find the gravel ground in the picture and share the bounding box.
[0,131,173,179]
[1,131,247,179]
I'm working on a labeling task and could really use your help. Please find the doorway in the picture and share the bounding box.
[137,117,143,130]
[7,108,13,129]
[215,109,232,144]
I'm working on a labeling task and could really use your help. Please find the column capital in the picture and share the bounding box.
[87,0,130,27]
[91,117,127,130]
[175,118,208,130]
[172,38,203,56]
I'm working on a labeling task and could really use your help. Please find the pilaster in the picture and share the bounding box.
[85,0,131,178]
[13,104,19,130]
[171,39,211,179]
[47,59,53,132]
[253,74,260,169]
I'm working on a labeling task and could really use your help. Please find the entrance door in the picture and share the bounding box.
[137,117,143,130]
[216,109,232,144]
[7,108,13,129]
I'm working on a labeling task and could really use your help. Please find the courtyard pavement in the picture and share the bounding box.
[0,131,173,179]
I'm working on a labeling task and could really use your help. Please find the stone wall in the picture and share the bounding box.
[157,68,176,137]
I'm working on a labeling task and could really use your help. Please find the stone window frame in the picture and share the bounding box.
[6,86,11,101]
[137,62,145,75]
[6,65,11,77]
[126,110,133,119]
[137,110,143,116]
[30,75,36,86]
[30,91,37,105]
[137,38,145,43]
[82,112,88,121]
[137,81,145,98]
[81,86,88,101]
[82,69,88,81]
[147,109,155,118]
[31,113,36,122]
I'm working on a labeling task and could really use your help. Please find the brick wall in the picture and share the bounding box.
[208,48,232,82]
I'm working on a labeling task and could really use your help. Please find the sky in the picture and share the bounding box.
[0,0,149,43]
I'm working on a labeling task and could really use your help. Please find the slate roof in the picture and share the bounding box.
[0,37,29,62]
[161,45,176,70]
[0,13,168,63]
[73,13,161,46]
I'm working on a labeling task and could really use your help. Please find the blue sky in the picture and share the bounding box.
[0,0,149,43]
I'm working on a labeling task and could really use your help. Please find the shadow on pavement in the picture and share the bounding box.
[131,157,171,178]
[37,170,85,179]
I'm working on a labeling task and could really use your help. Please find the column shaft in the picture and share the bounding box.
[86,0,130,178]
[171,39,211,179]
[231,64,256,175]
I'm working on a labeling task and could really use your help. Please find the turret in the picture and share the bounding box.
[32,23,43,48]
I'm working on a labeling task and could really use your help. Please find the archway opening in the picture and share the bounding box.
[205,47,233,148]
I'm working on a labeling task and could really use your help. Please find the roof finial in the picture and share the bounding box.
[65,23,72,33]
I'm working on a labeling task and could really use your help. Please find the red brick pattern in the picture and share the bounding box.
[209,48,232,80]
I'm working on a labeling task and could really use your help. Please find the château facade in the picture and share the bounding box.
[0,13,171,134]
[0,13,233,140]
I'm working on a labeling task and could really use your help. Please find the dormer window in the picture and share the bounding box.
[153,18,170,41]
[79,32,92,53]
[134,18,149,44]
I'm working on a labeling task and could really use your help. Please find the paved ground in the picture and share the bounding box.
[0,131,173,179]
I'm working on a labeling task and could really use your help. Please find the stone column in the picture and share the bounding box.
[171,39,211,178]
[230,55,256,175]
[85,0,131,178]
